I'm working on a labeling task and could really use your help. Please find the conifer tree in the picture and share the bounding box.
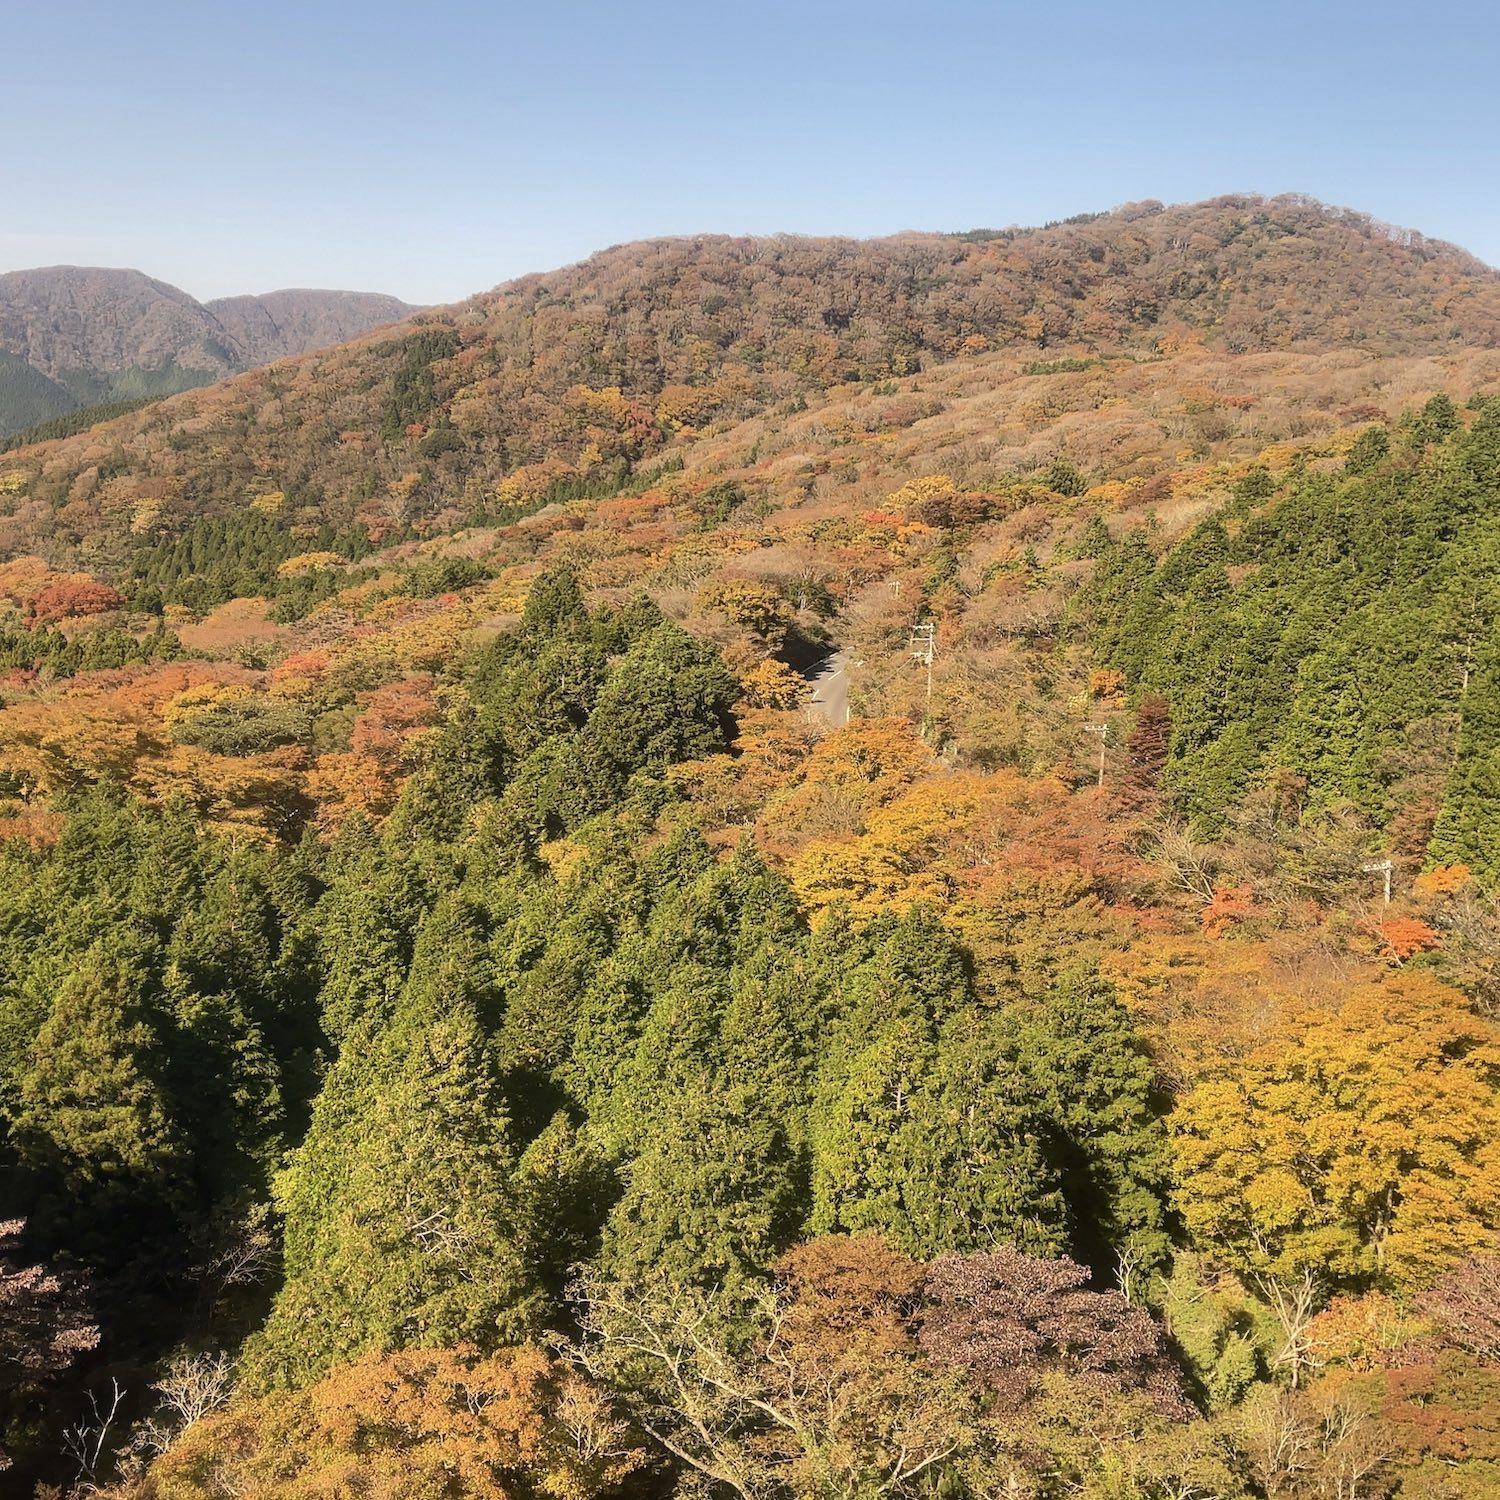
[595,1074,800,1291]
[1121,694,1172,806]
[15,944,185,1245]
[1345,423,1390,474]
[1430,639,1500,884]
[313,825,427,1042]
[585,622,741,781]
[496,878,621,1080]
[246,895,534,1389]
[809,1016,937,1244]
[1002,970,1172,1272]
[560,950,651,1140]
[1070,528,1155,671]
[513,1112,613,1300]
[902,1012,1069,1257]
[1269,636,1385,814]
[808,908,979,1249]
[521,563,588,637]
[159,866,288,1206]
[385,701,502,847]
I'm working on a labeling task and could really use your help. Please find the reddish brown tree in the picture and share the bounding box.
[25,579,127,623]
[1417,1255,1500,1363]
[1121,694,1171,804]
[0,1219,99,1470]
[918,1245,1191,1418]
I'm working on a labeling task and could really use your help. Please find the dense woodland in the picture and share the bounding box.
[1,199,1500,1498]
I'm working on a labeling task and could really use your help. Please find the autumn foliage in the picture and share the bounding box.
[0,204,1498,1497]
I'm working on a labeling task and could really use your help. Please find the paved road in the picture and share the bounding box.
[804,650,851,727]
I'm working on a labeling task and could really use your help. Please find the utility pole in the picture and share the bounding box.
[1083,722,1108,787]
[1361,858,1394,905]
[909,621,935,704]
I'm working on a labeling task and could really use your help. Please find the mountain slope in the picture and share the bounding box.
[480,192,1500,376]
[0,267,416,436]
[2,193,1498,570]
[0,348,78,434]
[4,195,1500,1500]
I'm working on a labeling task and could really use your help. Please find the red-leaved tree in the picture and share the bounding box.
[25,580,127,624]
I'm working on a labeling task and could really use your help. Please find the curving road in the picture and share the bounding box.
[804,649,851,727]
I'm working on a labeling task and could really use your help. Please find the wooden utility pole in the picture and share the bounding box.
[1083,722,1108,786]
[909,621,935,705]
[1361,858,1394,905]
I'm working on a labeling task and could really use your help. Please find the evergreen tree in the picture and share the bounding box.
[1430,639,1500,884]
[809,1015,937,1244]
[1345,423,1390,474]
[585,622,741,780]
[14,944,185,1248]
[513,1112,613,1301]
[808,908,976,1248]
[902,1011,1070,1256]
[596,1074,800,1290]
[1069,528,1155,669]
[159,863,289,1205]
[1001,970,1172,1273]
[494,638,609,760]
[385,702,502,846]
[246,903,534,1389]
[313,829,427,1042]
[521,562,588,637]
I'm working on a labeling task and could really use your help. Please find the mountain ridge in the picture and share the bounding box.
[0,265,416,437]
[4,193,1500,567]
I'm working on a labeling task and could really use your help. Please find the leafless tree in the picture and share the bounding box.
[1243,1386,1392,1500]
[1256,1268,1325,1390]
[133,1352,236,1458]
[559,1266,968,1500]
[61,1377,126,1489]
[1150,822,1220,903]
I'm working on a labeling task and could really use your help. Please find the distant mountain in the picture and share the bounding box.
[204,287,417,368]
[0,266,416,436]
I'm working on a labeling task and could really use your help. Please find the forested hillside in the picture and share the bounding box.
[5,194,1500,573]
[1,198,1499,1498]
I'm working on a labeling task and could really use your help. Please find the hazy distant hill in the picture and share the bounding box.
[203,287,419,367]
[0,266,415,436]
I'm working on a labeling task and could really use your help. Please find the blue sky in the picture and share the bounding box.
[9,0,1499,304]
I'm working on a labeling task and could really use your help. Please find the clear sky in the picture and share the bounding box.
[9,0,1499,305]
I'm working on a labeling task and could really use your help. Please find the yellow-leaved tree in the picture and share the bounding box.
[1171,971,1500,1293]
